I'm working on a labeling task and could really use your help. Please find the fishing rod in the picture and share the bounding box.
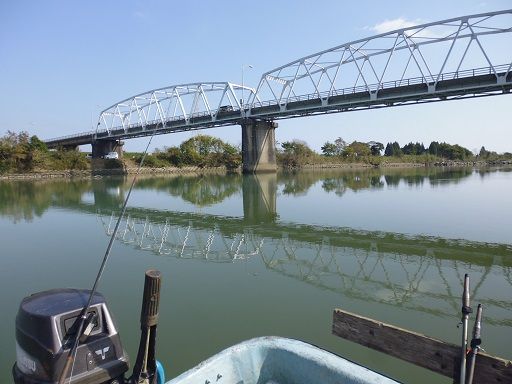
[58,132,157,384]
[458,274,472,384]
[466,304,483,384]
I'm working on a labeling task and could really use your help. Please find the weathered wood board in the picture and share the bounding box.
[332,308,512,383]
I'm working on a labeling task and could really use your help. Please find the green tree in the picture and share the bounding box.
[321,142,337,156]
[0,131,36,172]
[343,141,371,159]
[221,142,242,170]
[428,141,440,156]
[279,140,315,168]
[50,149,89,170]
[384,141,402,157]
[179,135,241,168]
[135,135,241,169]
[434,142,473,160]
[478,146,490,159]
[160,146,184,166]
[29,135,48,152]
[281,140,314,156]
[334,137,347,154]
[402,142,425,155]
[368,141,384,156]
[319,137,347,157]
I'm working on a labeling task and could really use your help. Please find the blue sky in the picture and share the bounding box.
[1,0,511,153]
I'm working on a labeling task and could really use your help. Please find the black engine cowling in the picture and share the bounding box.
[13,288,129,384]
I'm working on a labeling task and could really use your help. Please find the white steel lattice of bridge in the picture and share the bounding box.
[45,9,512,148]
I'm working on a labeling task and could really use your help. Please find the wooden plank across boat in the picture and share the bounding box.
[332,308,512,384]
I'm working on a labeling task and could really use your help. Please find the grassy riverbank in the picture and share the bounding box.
[2,159,511,180]
[1,131,511,179]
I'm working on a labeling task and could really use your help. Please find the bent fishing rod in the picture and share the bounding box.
[58,132,156,384]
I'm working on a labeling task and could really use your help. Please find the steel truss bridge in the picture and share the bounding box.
[93,208,512,327]
[46,10,512,148]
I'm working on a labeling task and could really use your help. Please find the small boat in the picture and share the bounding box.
[12,271,399,384]
[167,336,399,384]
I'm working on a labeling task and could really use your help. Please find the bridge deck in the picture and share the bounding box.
[45,68,512,148]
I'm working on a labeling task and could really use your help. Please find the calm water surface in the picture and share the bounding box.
[1,167,511,383]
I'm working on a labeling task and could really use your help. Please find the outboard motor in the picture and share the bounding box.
[13,270,162,384]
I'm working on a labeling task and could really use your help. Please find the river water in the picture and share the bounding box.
[1,166,511,383]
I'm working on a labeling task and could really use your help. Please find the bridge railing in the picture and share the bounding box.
[45,131,95,144]
[94,104,246,137]
[248,64,509,109]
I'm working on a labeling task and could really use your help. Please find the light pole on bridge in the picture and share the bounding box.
[241,64,253,108]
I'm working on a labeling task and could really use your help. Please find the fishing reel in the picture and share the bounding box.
[13,270,163,384]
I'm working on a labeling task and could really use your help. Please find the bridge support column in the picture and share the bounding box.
[241,120,277,173]
[92,139,124,159]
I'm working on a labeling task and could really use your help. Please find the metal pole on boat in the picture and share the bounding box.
[466,304,483,384]
[459,274,471,384]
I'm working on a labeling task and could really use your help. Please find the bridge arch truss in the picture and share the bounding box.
[97,82,259,137]
[250,10,512,115]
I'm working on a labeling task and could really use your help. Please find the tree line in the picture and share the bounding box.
[0,131,88,174]
[278,137,511,167]
[321,138,478,160]
[382,141,474,159]
[1,130,510,174]
[0,132,240,174]
[321,138,510,161]
[131,134,241,170]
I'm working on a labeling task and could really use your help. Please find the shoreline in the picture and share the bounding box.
[0,160,510,180]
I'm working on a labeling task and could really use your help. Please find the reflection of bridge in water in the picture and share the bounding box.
[96,207,512,327]
[9,169,508,326]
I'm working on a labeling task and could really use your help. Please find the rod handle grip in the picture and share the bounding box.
[140,269,161,327]
[462,274,470,308]
[473,304,483,339]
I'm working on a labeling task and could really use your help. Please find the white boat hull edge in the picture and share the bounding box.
[166,336,401,384]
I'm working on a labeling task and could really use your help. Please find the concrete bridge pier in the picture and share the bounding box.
[241,119,278,173]
[92,139,124,159]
